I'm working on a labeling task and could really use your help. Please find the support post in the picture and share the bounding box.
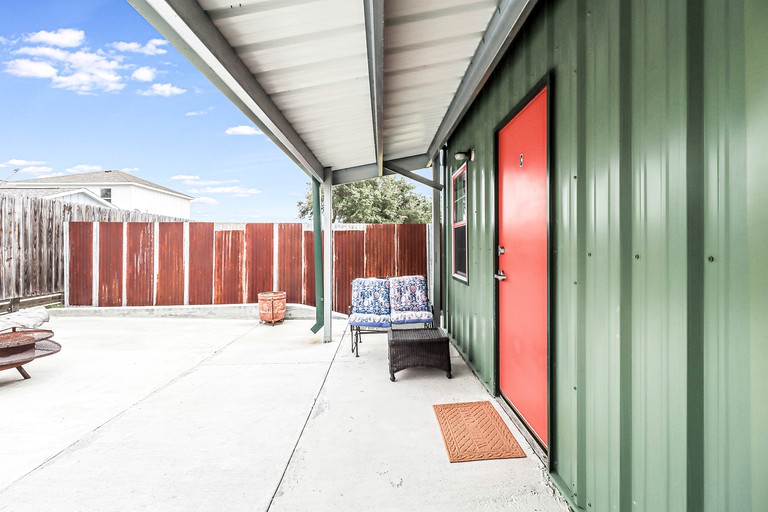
[322,173,333,342]
[310,178,324,333]
[431,152,443,321]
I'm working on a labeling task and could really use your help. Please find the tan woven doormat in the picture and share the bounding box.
[433,401,526,463]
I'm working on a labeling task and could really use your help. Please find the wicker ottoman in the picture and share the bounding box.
[387,327,452,381]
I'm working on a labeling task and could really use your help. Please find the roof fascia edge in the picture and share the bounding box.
[425,0,538,160]
[363,0,384,177]
[47,189,117,208]
[128,0,325,183]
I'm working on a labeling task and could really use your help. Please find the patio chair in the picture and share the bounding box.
[347,277,391,357]
[388,275,434,327]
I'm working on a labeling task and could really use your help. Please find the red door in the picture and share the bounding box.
[497,87,549,448]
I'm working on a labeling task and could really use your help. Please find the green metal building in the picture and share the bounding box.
[442,0,767,510]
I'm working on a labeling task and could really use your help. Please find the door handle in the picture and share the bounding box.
[494,270,507,281]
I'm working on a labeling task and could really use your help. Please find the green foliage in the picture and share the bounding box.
[297,176,431,224]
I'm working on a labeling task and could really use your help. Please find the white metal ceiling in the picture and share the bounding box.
[201,0,375,170]
[383,0,499,161]
[130,0,531,182]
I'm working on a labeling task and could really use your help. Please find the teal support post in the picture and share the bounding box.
[310,177,324,333]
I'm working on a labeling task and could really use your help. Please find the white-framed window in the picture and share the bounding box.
[451,163,468,282]
[100,188,112,203]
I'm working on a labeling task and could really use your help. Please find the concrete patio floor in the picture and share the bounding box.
[0,314,569,512]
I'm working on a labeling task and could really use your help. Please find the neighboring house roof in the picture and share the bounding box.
[0,187,116,208]
[5,170,193,199]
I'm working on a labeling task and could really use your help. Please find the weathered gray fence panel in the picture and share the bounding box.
[0,192,179,301]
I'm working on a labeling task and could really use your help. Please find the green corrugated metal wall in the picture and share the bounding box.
[441,0,767,510]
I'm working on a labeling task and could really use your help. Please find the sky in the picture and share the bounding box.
[0,0,330,222]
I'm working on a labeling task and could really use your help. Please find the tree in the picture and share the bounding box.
[297,176,431,223]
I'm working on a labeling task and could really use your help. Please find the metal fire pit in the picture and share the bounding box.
[0,329,61,379]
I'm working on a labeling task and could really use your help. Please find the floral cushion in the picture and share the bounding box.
[389,275,430,312]
[390,310,434,325]
[351,278,390,315]
[348,312,391,328]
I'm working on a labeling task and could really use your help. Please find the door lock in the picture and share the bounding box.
[494,270,507,281]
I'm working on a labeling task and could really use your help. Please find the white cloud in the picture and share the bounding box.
[138,83,186,97]
[5,59,57,78]
[188,186,262,197]
[65,164,102,174]
[1,159,46,167]
[191,197,219,205]
[131,66,156,82]
[111,38,167,56]
[5,45,125,94]
[25,29,85,48]
[34,172,66,179]
[19,165,54,175]
[119,167,139,173]
[170,174,239,186]
[0,36,10,45]
[186,106,214,116]
[225,125,262,136]
[16,46,69,60]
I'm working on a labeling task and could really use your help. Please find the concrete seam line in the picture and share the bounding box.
[0,324,260,495]
[266,328,344,511]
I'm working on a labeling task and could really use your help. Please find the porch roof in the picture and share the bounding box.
[128,0,537,184]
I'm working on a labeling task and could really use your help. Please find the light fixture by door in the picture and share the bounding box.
[454,149,475,162]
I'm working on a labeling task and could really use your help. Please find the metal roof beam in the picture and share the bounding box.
[363,0,384,176]
[426,0,538,160]
[128,0,325,183]
[332,163,393,185]
[331,153,430,185]
[387,154,430,171]
[384,163,443,191]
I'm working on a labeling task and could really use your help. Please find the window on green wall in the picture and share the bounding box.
[452,163,468,282]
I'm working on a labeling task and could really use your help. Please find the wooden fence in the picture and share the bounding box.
[65,222,427,313]
[0,193,180,301]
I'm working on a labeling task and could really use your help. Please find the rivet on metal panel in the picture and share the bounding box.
[573,281,577,285]
[707,255,715,262]
[573,386,577,390]
[587,252,591,257]
[573,175,577,179]
[634,254,640,259]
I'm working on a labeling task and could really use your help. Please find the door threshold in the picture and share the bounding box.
[495,396,548,466]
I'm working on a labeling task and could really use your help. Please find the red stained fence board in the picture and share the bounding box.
[365,224,395,278]
[126,222,154,306]
[395,224,427,277]
[98,222,123,307]
[156,223,184,306]
[214,230,244,305]
[245,223,274,303]
[68,222,93,306]
[333,230,365,314]
[188,223,214,305]
[277,224,303,304]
